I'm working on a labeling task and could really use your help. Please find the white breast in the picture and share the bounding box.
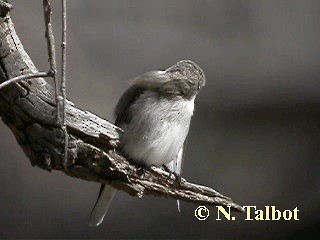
[119,90,195,166]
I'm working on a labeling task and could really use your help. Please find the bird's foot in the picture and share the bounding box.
[173,172,182,185]
[135,162,149,176]
[124,154,149,177]
[162,164,171,175]
[162,165,182,185]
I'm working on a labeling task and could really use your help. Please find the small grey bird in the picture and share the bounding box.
[88,60,205,226]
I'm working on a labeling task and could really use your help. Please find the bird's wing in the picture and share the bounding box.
[114,70,166,126]
[114,85,145,126]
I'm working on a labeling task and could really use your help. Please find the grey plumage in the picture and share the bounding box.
[88,60,205,226]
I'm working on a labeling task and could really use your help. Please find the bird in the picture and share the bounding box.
[88,60,206,226]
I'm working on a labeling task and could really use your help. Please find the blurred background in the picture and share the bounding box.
[0,0,319,239]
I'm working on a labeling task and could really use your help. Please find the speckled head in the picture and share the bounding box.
[160,60,206,100]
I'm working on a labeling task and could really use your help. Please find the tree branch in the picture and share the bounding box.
[43,0,60,123]
[0,8,244,212]
[0,71,51,90]
[60,0,68,168]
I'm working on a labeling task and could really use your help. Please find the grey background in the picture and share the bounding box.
[0,0,319,239]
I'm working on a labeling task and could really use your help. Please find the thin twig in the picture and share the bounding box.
[61,0,68,168]
[0,71,51,90]
[43,0,60,123]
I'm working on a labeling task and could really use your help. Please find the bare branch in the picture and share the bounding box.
[61,0,68,168]
[0,71,51,90]
[43,0,60,123]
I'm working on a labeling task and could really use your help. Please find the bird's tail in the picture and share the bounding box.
[177,200,180,212]
[88,185,117,227]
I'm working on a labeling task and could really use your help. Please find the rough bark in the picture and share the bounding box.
[0,7,243,212]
